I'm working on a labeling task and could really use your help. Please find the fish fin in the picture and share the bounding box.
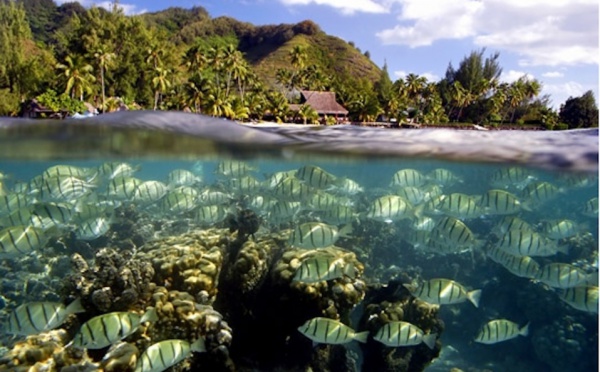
[413,204,424,219]
[422,333,437,349]
[402,282,418,293]
[190,337,206,353]
[353,331,369,343]
[555,243,570,255]
[66,298,86,315]
[141,307,159,323]
[339,224,353,238]
[520,323,530,337]
[467,289,482,308]
[585,271,599,286]
[344,262,358,279]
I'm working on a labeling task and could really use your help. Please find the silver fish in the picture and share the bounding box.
[296,165,338,189]
[474,319,529,344]
[288,222,352,249]
[405,278,481,307]
[373,321,436,349]
[0,225,47,258]
[133,181,168,205]
[135,338,206,372]
[5,299,85,336]
[365,195,413,223]
[70,308,158,349]
[557,286,599,313]
[75,217,112,241]
[167,169,202,187]
[536,263,591,288]
[479,189,525,215]
[293,255,357,283]
[390,169,427,188]
[297,317,368,345]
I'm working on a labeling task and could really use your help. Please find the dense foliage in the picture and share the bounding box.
[0,0,594,128]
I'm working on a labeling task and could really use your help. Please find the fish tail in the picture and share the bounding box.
[520,322,530,337]
[190,337,207,353]
[141,307,159,323]
[353,331,369,343]
[467,289,482,308]
[339,224,353,238]
[66,298,85,315]
[422,333,437,349]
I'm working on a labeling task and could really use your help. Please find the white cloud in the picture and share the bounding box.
[542,71,564,78]
[279,0,389,15]
[55,0,145,15]
[543,81,587,108]
[501,70,535,83]
[376,0,599,67]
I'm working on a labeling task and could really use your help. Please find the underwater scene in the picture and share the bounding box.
[0,116,597,372]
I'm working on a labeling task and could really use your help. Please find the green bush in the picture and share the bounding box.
[36,89,85,114]
[0,89,21,116]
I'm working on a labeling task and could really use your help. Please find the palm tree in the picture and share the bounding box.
[93,48,116,113]
[508,80,526,123]
[297,104,318,124]
[204,87,234,118]
[152,67,171,110]
[56,55,96,101]
[184,45,207,75]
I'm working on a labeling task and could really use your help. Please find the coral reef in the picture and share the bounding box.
[60,248,155,313]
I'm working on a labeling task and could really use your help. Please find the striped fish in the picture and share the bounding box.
[405,278,481,308]
[582,197,598,217]
[297,317,368,345]
[487,247,540,279]
[272,176,313,202]
[479,189,525,215]
[428,168,462,187]
[133,181,168,205]
[491,216,533,237]
[474,319,529,344]
[430,217,477,249]
[489,166,535,190]
[98,161,140,180]
[373,321,436,349]
[36,176,96,202]
[430,193,481,219]
[267,200,301,223]
[536,263,590,288]
[308,191,342,211]
[0,207,33,228]
[263,170,297,190]
[540,219,579,240]
[293,255,356,283]
[160,191,197,215]
[30,202,73,231]
[215,160,256,178]
[394,186,425,205]
[5,299,85,336]
[0,193,29,218]
[410,216,436,232]
[106,176,142,200]
[167,169,201,187]
[135,338,206,372]
[496,229,561,257]
[365,195,413,223]
[316,205,359,225]
[195,205,228,225]
[42,165,97,182]
[246,195,278,214]
[557,286,599,313]
[0,225,47,258]
[228,175,262,194]
[197,189,232,205]
[70,308,158,349]
[520,181,561,206]
[296,165,338,189]
[326,177,363,195]
[75,217,112,241]
[288,222,352,249]
[390,169,427,188]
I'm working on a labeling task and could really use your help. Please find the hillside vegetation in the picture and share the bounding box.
[0,0,596,128]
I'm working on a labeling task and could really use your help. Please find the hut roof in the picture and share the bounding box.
[291,90,348,115]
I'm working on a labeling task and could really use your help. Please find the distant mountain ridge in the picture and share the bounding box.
[19,1,382,89]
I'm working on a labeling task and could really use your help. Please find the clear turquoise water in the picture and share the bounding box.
[0,113,597,372]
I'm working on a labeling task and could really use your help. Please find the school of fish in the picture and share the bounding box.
[0,160,597,370]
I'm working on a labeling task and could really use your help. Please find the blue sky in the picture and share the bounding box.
[66,0,598,109]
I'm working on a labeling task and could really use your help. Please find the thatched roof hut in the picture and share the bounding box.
[289,90,348,116]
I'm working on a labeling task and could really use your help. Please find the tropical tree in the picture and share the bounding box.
[297,104,318,124]
[559,90,599,128]
[93,48,116,113]
[152,66,171,110]
[56,54,95,101]
[204,88,234,118]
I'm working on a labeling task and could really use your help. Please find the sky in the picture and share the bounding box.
[63,0,598,109]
